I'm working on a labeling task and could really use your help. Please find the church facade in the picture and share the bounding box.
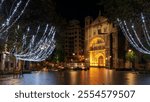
[84,16,125,68]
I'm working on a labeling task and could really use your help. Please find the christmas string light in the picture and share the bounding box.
[117,13,150,54]
[13,26,55,61]
[141,13,150,46]
[0,0,4,8]
[12,25,56,62]
[0,0,22,32]
[0,0,30,37]
[118,19,150,54]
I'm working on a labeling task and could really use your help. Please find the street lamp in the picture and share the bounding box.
[128,49,132,52]
[126,49,136,70]
[72,53,75,56]
[72,53,75,63]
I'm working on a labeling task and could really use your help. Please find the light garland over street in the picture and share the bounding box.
[117,13,150,54]
[12,25,56,62]
[0,0,30,37]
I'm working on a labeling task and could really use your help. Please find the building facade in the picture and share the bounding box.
[64,20,84,62]
[0,43,30,73]
[84,16,125,68]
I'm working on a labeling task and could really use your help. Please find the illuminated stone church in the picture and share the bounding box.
[84,15,125,68]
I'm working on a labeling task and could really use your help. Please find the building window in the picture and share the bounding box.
[113,23,116,28]
[86,21,88,25]
[0,54,1,62]
[104,27,107,33]
[11,63,13,67]
[98,29,102,34]
[89,34,91,38]
[93,32,96,35]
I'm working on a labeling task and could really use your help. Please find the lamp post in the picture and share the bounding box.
[126,49,136,70]
[72,53,76,63]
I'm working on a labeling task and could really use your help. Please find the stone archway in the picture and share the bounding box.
[98,56,105,66]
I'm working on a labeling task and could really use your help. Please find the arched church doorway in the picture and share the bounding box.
[98,55,105,66]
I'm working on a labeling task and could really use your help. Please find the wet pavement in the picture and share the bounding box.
[1,68,150,85]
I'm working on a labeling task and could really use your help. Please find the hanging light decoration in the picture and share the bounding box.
[117,13,150,54]
[0,0,30,37]
[11,25,56,62]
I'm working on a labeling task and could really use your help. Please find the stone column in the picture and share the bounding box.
[1,53,6,71]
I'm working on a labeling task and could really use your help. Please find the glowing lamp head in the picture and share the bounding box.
[128,49,132,52]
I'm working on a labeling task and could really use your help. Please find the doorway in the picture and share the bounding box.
[98,56,105,66]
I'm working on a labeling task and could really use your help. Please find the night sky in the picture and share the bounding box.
[55,0,100,21]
